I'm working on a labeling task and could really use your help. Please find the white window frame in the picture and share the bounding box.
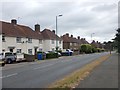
[17,49,22,53]
[2,35,5,42]
[59,40,61,44]
[28,49,32,55]
[28,38,32,43]
[52,40,54,44]
[39,39,42,44]
[16,37,22,43]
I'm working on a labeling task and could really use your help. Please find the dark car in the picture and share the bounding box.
[4,52,17,64]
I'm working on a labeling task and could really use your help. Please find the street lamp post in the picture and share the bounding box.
[56,15,62,51]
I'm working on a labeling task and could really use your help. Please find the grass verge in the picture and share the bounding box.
[48,54,111,88]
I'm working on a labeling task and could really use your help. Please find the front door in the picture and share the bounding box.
[9,49,13,52]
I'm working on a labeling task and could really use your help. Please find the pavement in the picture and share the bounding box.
[77,53,118,88]
[1,52,111,88]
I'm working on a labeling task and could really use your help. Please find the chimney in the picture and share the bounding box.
[52,30,55,33]
[78,36,80,39]
[71,35,73,38]
[11,19,17,24]
[35,24,40,32]
[83,38,85,40]
[66,33,69,37]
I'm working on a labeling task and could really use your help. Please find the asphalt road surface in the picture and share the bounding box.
[1,52,110,88]
[77,53,118,88]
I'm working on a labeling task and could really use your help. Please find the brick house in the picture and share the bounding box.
[61,33,88,52]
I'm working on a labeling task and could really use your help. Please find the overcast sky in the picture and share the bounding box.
[0,0,119,43]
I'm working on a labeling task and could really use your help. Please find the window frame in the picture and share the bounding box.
[16,37,22,43]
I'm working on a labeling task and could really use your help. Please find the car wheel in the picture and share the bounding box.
[7,59,12,64]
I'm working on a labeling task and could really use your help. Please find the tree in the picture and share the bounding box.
[114,28,120,53]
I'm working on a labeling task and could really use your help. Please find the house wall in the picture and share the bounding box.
[2,36,43,55]
[63,42,70,49]
[43,39,63,52]
[0,34,2,53]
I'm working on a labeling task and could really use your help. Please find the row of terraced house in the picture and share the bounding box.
[0,19,104,55]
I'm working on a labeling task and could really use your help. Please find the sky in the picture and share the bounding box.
[0,0,119,43]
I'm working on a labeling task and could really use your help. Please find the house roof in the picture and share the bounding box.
[62,34,86,44]
[81,38,89,44]
[61,35,70,43]
[41,29,62,40]
[0,21,43,39]
[91,40,100,48]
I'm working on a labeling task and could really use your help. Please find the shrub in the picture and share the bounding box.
[97,48,101,52]
[46,52,58,59]
[92,47,97,53]
[80,44,93,54]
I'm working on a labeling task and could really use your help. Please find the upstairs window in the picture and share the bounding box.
[16,37,21,43]
[70,43,72,46]
[2,35,5,42]
[52,40,54,44]
[39,39,42,44]
[59,40,61,44]
[28,38,32,43]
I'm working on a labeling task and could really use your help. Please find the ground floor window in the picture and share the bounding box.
[17,49,22,53]
[28,49,32,55]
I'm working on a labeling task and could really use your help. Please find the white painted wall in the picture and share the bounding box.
[0,34,2,53]
[43,39,63,52]
[2,36,43,55]
[2,36,63,54]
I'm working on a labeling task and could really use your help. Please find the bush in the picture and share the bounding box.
[97,48,101,52]
[92,47,97,53]
[46,52,58,59]
[80,44,92,54]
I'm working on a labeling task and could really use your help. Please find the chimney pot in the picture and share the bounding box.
[11,19,17,24]
[78,36,80,39]
[66,33,69,37]
[71,35,73,38]
[35,24,40,32]
[52,30,55,33]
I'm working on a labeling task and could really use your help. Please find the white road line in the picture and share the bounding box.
[33,63,54,70]
[0,73,18,79]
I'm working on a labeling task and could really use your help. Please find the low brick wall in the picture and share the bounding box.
[24,54,35,62]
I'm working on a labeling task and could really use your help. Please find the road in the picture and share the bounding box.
[77,53,118,88]
[2,52,110,88]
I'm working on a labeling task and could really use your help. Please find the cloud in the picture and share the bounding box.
[1,0,118,43]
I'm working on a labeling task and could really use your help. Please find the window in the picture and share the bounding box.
[70,43,72,46]
[28,38,32,43]
[2,35,5,42]
[28,49,32,55]
[52,48,55,51]
[74,43,77,46]
[17,49,22,53]
[52,40,54,44]
[16,37,21,43]
[59,40,61,44]
[39,39,42,44]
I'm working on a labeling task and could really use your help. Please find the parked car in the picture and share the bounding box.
[0,53,5,66]
[66,49,74,53]
[3,52,17,64]
[47,51,61,57]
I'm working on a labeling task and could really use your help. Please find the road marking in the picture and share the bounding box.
[0,73,18,79]
[33,63,54,70]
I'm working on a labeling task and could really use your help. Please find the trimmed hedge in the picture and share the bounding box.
[46,52,58,59]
